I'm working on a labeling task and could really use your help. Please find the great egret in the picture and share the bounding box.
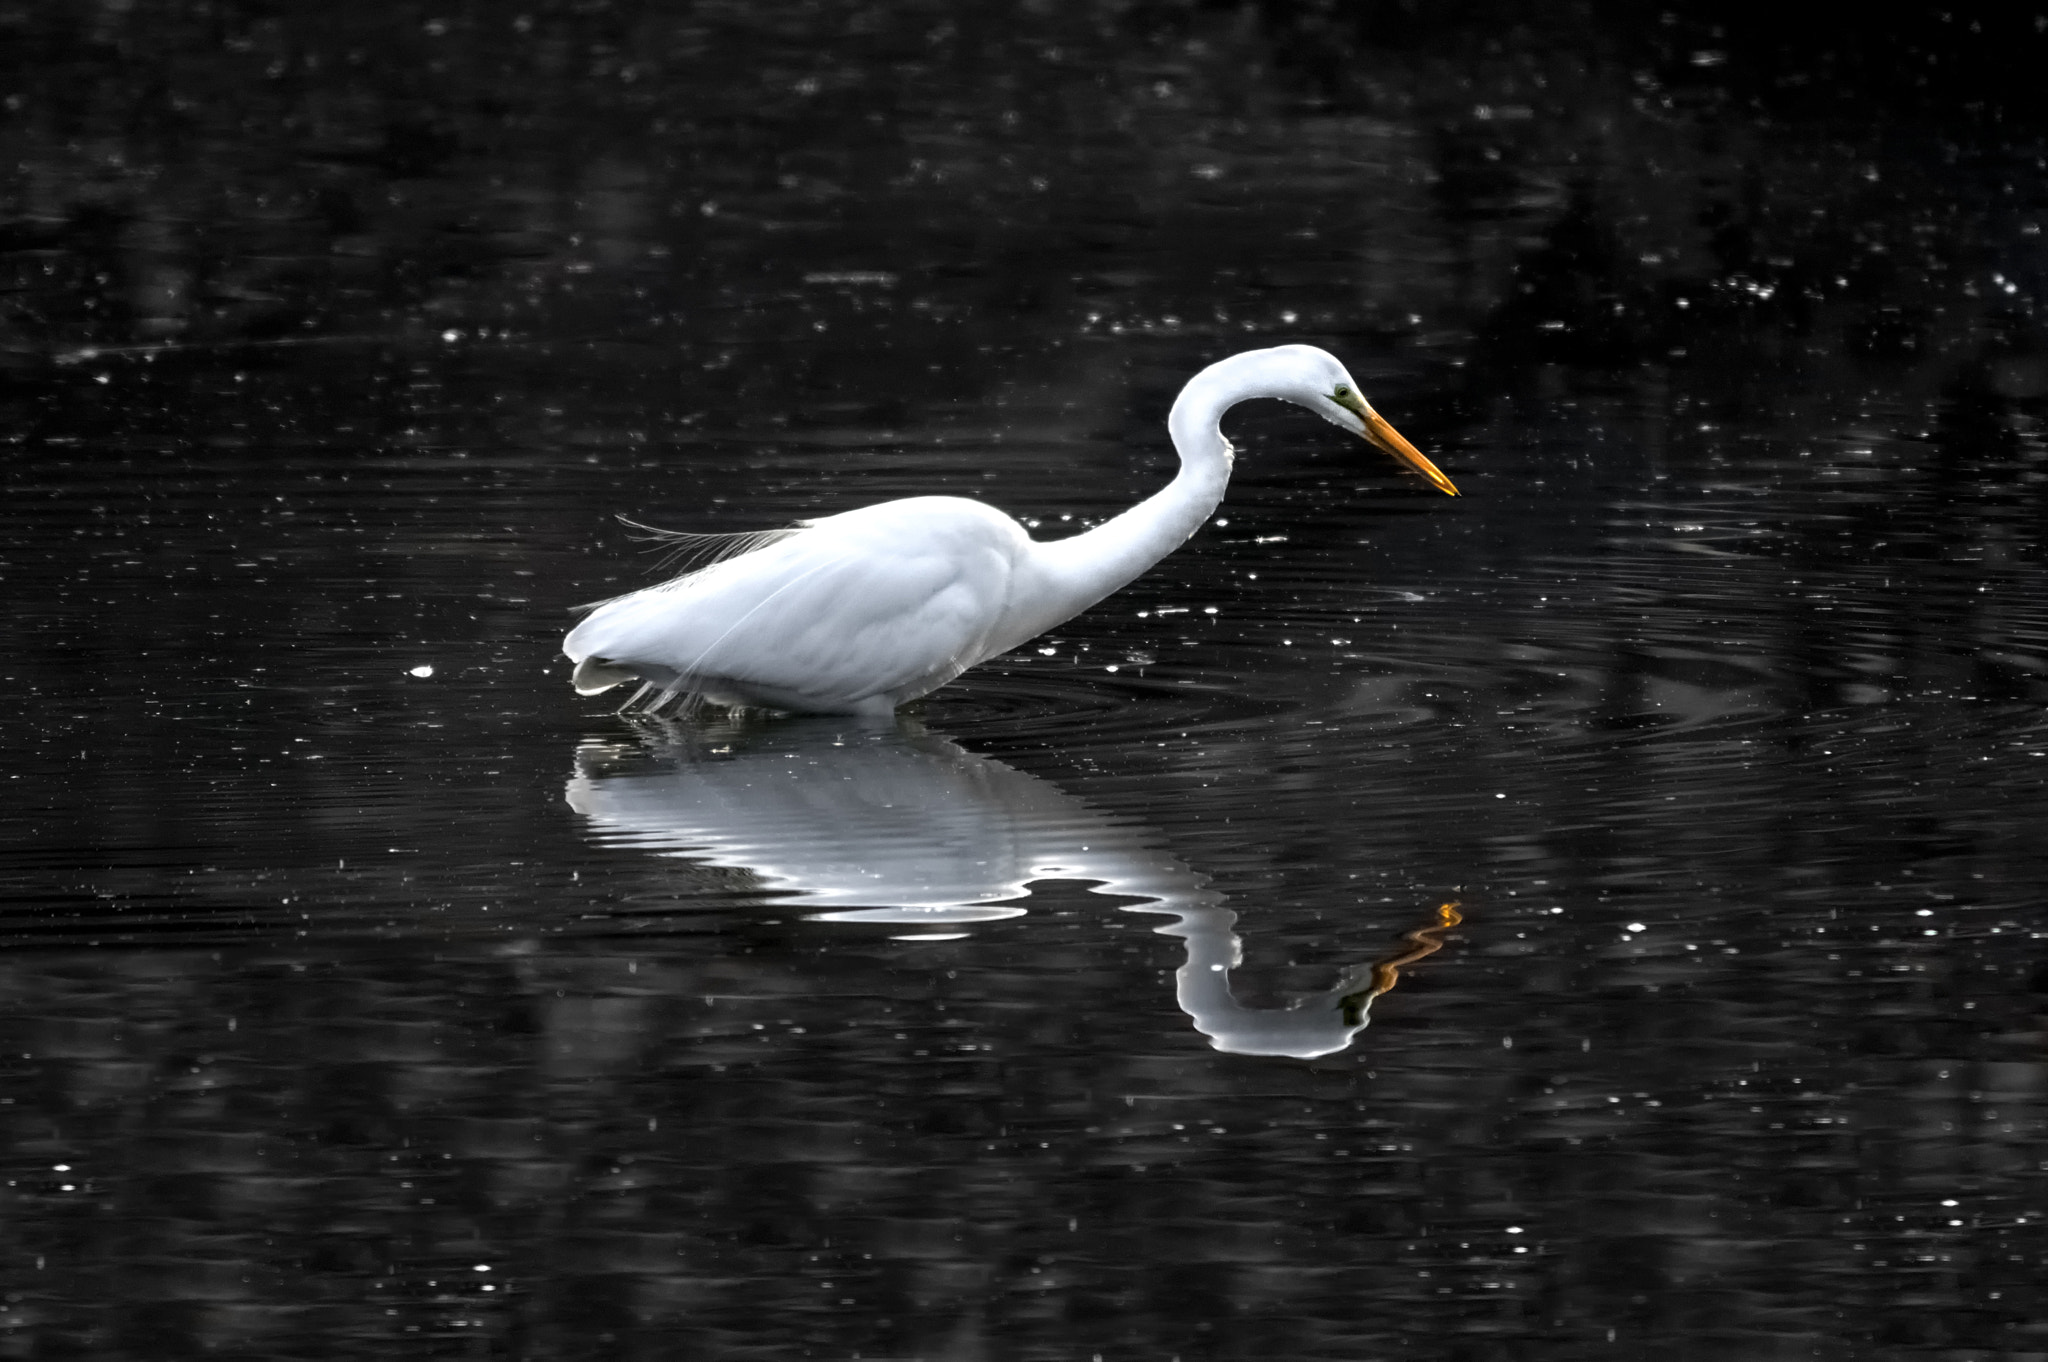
[565,344,1458,715]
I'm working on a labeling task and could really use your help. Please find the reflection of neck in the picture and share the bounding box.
[1158,901,1464,1059]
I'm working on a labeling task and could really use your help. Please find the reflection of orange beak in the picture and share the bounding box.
[1361,407,1460,497]
[1338,900,1465,1026]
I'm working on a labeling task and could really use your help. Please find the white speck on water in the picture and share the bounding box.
[409,664,435,678]
[1627,922,1647,932]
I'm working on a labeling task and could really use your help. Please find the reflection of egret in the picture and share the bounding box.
[565,719,1463,1059]
[565,346,1458,716]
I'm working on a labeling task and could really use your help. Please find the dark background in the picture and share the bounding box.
[3,3,2047,1360]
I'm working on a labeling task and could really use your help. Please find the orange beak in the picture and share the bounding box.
[1359,406,1460,497]
[1332,390,1459,496]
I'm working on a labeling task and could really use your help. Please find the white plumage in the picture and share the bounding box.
[564,344,1458,715]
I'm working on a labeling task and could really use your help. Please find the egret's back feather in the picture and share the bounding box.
[617,516,808,575]
[569,519,810,615]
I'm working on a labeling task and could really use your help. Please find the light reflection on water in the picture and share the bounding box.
[567,719,1465,1058]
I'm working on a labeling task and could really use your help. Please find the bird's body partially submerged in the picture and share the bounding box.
[564,344,1458,716]
[568,497,1038,714]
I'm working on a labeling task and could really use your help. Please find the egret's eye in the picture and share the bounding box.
[1332,385,1352,400]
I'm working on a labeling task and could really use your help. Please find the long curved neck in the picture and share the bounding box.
[1015,372,1240,637]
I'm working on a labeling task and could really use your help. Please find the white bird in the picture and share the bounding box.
[564,344,1459,716]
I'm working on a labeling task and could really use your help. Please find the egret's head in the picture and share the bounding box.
[1273,344,1461,497]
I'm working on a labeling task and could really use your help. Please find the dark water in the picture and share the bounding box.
[5,4,2048,1358]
